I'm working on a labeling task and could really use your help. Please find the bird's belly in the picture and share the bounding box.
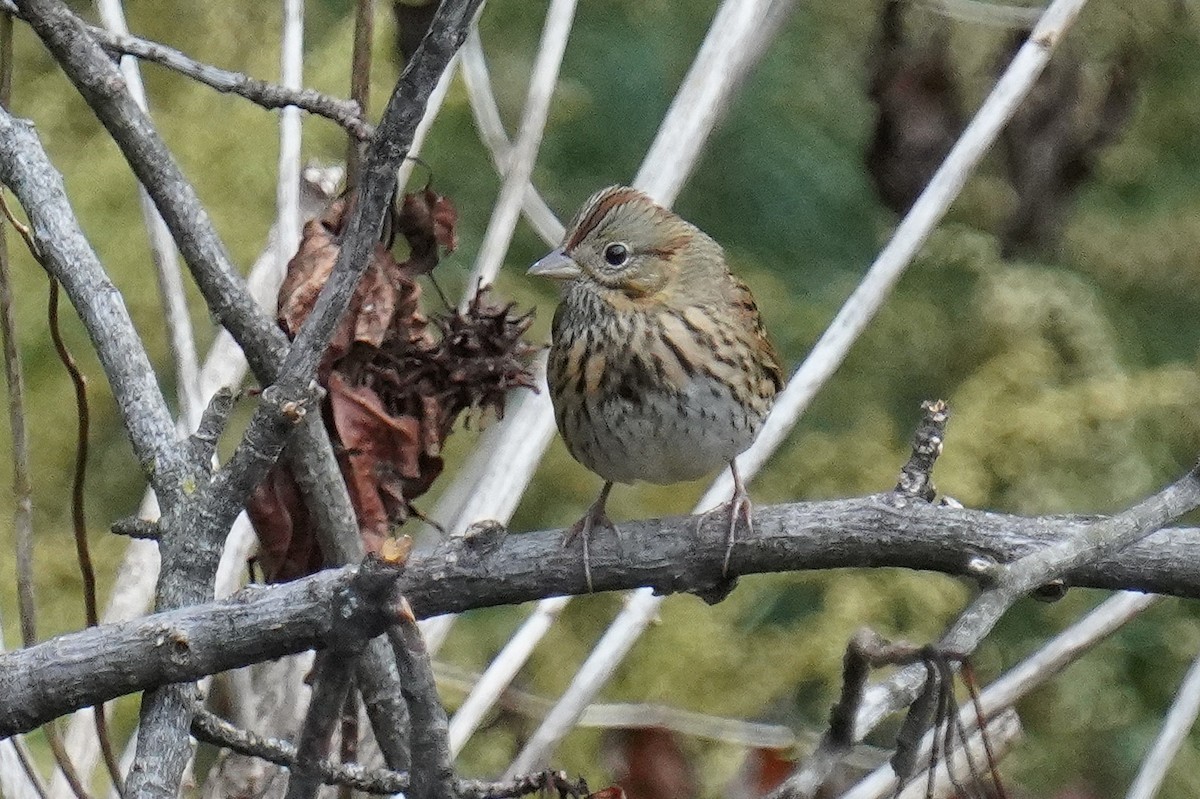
[561,377,763,486]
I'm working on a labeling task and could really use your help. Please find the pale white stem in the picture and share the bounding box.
[93,0,202,429]
[709,0,1090,512]
[459,0,577,309]
[844,591,1156,799]
[441,659,842,751]
[0,739,44,799]
[841,709,1023,799]
[927,0,1045,28]
[460,28,564,245]
[505,588,658,776]
[277,0,305,266]
[106,731,139,799]
[394,52,461,193]
[1125,643,1200,799]
[632,0,796,200]
[419,613,459,655]
[962,591,1156,714]
[448,596,571,755]
[504,0,798,774]
[418,359,556,653]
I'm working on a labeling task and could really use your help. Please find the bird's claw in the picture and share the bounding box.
[566,503,618,593]
[722,488,753,578]
[697,486,753,579]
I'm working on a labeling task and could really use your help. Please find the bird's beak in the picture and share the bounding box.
[527,248,582,281]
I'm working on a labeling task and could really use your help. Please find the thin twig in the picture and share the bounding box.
[337,686,359,799]
[841,710,1023,799]
[346,0,375,185]
[194,708,591,799]
[192,707,409,794]
[841,591,1157,798]
[46,279,97,627]
[894,400,948,501]
[2,196,108,799]
[0,542,48,796]
[1,736,49,799]
[447,595,571,756]
[41,729,92,799]
[94,0,202,433]
[1124,648,1200,799]
[0,18,37,655]
[47,276,126,796]
[0,0,372,140]
[438,660,889,764]
[276,0,305,277]
[0,111,183,497]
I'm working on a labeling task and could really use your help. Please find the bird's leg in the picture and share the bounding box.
[723,460,753,577]
[564,481,617,593]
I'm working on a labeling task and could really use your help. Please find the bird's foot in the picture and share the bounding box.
[696,482,754,579]
[565,498,618,593]
[722,486,754,578]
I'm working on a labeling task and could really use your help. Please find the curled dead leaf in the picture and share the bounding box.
[249,185,535,581]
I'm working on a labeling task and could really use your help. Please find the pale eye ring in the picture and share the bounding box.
[603,242,630,266]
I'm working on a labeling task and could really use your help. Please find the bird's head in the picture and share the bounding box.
[528,186,723,303]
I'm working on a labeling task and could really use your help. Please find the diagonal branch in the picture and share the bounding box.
[285,652,359,799]
[389,612,455,799]
[0,109,182,498]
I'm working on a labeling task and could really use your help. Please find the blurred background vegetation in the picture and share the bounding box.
[3,0,1200,796]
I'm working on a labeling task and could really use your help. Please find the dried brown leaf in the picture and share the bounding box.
[396,185,459,276]
[251,185,535,580]
[246,466,324,582]
[329,372,423,551]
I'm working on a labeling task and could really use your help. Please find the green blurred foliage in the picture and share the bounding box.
[3,0,1200,796]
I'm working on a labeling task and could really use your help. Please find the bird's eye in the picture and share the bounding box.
[603,242,630,266]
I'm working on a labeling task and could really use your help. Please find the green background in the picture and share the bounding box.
[3,0,1200,796]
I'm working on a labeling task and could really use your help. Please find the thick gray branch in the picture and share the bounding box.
[0,559,405,738]
[0,109,182,501]
[6,496,1200,739]
[405,495,1200,617]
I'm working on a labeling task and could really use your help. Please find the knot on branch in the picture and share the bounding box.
[893,399,949,503]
